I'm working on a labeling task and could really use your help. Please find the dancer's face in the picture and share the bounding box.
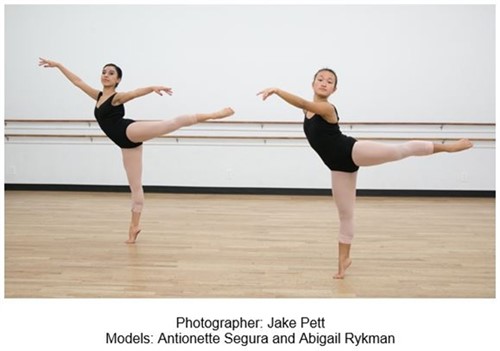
[312,71,337,98]
[101,66,121,88]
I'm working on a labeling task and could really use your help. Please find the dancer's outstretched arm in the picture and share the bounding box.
[39,58,99,100]
[257,87,336,122]
[114,86,173,105]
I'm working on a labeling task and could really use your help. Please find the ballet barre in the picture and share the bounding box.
[4,119,495,144]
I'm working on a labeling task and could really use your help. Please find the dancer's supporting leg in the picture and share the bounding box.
[126,108,234,143]
[331,171,358,279]
[120,108,234,243]
[122,145,144,244]
[352,139,473,167]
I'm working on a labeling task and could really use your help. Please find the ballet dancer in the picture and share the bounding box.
[39,58,234,244]
[258,68,472,279]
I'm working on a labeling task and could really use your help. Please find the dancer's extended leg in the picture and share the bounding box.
[352,140,433,167]
[122,145,144,244]
[331,171,357,279]
[352,139,473,167]
[126,108,234,143]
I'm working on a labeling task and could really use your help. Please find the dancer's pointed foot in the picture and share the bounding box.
[125,226,141,244]
[334,258,352,279]
[450,139,473,152]
[196,107,234,122]
[211,107,235,120]
[442,139,473,152]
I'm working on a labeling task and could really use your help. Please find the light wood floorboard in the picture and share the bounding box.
[4,191,495,298]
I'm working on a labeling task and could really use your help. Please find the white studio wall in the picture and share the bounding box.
[4,5,495,191]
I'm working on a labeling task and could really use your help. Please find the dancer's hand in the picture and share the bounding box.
[153,86,173,96]
[38,57,59,68]
[257,88,278,101]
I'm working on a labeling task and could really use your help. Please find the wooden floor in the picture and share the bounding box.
[4,191,495,298]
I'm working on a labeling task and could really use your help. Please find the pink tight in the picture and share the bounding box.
[331,171,357,244]
[352,140,434,166]
[121,114,198,212]
[333,140,434,244]
[125,114,198,144]
[352,140,434,167]
[122,145,144,213]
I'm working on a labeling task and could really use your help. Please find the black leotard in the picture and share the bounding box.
[94,92,142,149]
[303,108,359,173]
